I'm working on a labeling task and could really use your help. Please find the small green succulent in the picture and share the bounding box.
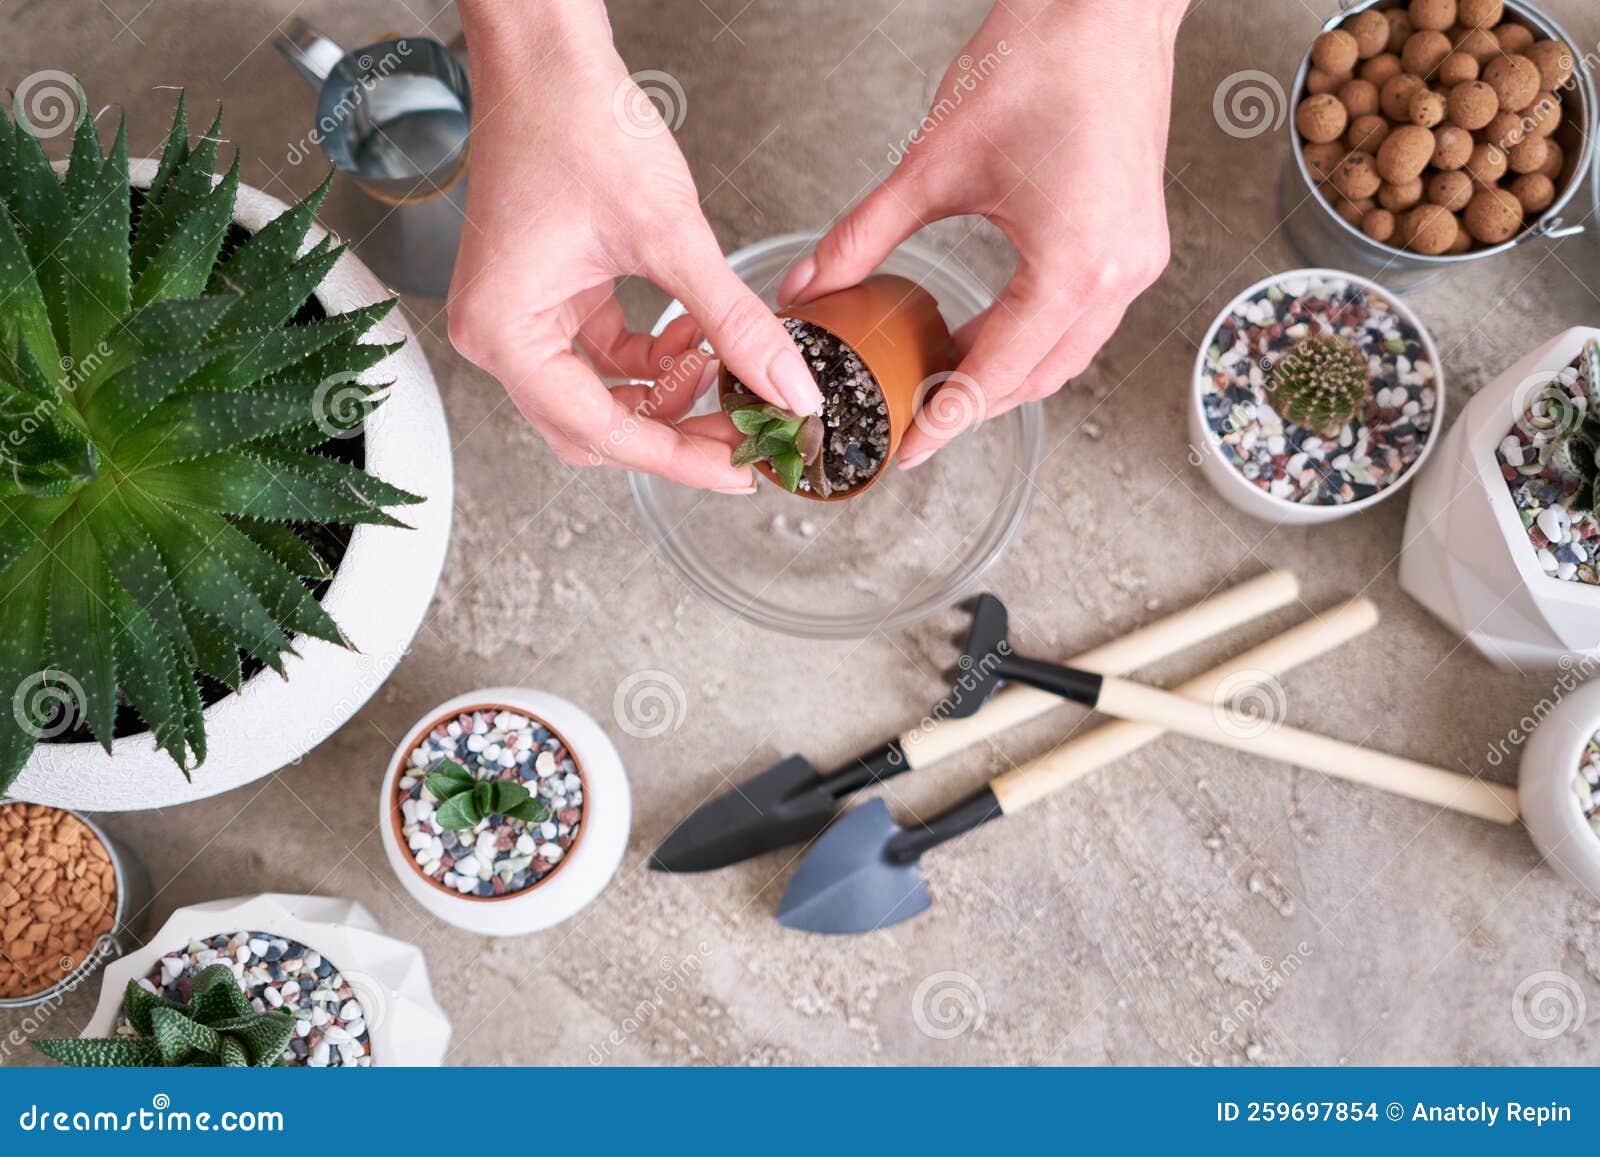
[33,964,293,1068]
[1539,340,1600,513]
[1268,335,1371,435]
[725,397,826,494]
[426,759,550,831]
[0,92,423,792]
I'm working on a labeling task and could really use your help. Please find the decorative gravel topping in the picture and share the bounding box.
[1497,348,1600,585]
[1200,274,1437,506]
[1574,730,1600,838]
[727,318,890,494]
[122,931,372,1067]
[397,708,584,898]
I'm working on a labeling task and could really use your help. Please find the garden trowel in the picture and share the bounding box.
[650,570,1304,872]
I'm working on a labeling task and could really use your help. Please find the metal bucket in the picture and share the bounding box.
[0,809,149,1010]
[1283,0,1594,291]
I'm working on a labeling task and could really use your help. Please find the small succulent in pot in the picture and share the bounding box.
[427,758,550,831]
[727,399,828,495]
[1268,334,1372,436]
[1493,337,1600,585]
[34,964,293,1067]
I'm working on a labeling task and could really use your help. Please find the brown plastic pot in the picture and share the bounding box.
[719,274,956,501]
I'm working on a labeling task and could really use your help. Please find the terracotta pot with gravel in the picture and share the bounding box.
[719,274,956,500]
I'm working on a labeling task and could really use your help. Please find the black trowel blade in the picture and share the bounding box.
[650,754,839,872]
[777,799,931,935]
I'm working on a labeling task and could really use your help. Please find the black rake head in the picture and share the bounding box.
[938,593,1013,719]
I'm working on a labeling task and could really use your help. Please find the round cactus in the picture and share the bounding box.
[1268,335,1371,435]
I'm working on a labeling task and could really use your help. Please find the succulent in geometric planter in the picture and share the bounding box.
[32,964,293,1067]
[0,93,423,794]
[1494,338,1600,584]
[1267,334,1371,436]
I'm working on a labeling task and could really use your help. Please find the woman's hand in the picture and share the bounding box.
[780,0,1185,468]
[448,0,821,491]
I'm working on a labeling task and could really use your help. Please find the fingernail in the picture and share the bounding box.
[714,483,758,495]
[772,348,823,415]
[694,357,721,394]
[777,256,817,306]
[898,450,933,471]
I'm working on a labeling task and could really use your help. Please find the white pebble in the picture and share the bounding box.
[540,821,558,840]
[1538,505,1571,544]
[516,833,536,855]
[322,1025,352,1046]
[539,842,564,863]
[312,1006,331,1027]
[235,945,252,965]
[345,1019,366,1040]
[308,1042,330,1067]
[535,751,556,778]
[1538,547,1559,574]
[454,855,479,877]
[295,1019,311,1038]
[159,957,184,985]
[563,772,581,792]
[1558,561,1578,581]
[263,986,284,1008]
[466,733,485,752]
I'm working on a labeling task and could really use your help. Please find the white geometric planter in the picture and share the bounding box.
[81,893,451,1066]
[1400,327,1600,670]
[1517,679,1600,901]
[11,160,454,811]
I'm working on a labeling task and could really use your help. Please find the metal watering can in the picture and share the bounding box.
[275,19,471,297]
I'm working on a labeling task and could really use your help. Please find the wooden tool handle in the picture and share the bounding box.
[997,616,1517,823]
[992,598,1380,811]
[899,569,1300,769]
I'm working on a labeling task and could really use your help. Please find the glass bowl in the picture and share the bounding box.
[630,232,1041,639]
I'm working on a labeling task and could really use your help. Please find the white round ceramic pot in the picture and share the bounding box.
[1518,678,1600,900]
[80,893,452,1065]
[11,159,453,812]
[380,688,631,937]
[1189,268,1444,525]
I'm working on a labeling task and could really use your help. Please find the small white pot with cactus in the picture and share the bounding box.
[1401,326,1600,669]
[1,94,452,809]
[1190,268,1444,524]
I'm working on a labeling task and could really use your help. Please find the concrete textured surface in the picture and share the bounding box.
[4,0,1600,1066]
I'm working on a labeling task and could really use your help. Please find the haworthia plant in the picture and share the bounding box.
[33,964,294,1067]
[1535,338,1600,514]
[0,92,422,792]
[724,397,827,494]
[426,759,550,831]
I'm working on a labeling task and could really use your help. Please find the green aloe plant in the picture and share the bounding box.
[33,964,294,1067]
[0,92,422,792]
[427,759,550,831]
[725,397,826,494]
